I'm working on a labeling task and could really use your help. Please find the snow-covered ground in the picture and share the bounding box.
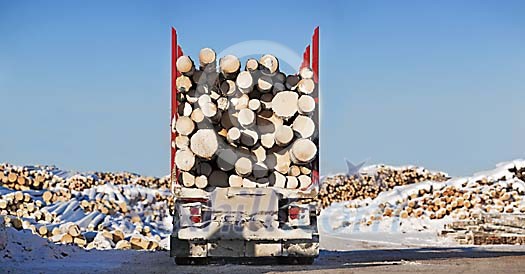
[319,159,525,247]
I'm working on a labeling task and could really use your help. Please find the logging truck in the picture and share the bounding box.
[170,27,320,265]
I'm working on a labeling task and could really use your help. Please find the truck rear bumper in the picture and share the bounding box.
[170,235,319,258]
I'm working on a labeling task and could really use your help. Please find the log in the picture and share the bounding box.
[178,102,193,117]
[196,162,213,177]
[217,97,230,111]
[272,91,298,118]
[235,157,253,176]
[253,162,269,178]
[201,102,218,119]
[236,71,253,93]
[209,170,228,187]
[229,175,243,187]
[292,115,315,138]
[192,70,207,85]
[248,99,261,112]
[176,75,193,92]
[217,149,238,172]
[298,95,316,115]
[195,175,208,189]
[257,75,273,93]
[238,109,255,127]
[227,127,241,144]
[290,139,317,164]
[175,116,195,136]
[176,55,194,76]
[240,129,258,147]
[233,94,250,110]
[260,93,273,110]
[242,177,257,188]
[299,67,314,79]
[260,133,275,149]
[180,172,195,188]
[267,149,291,174]
[298,175,312,189]
[190,129,219,159]
[259,54,279,75]
[297,78,315,94]
[219,55,240,77]
[220,80,237,96]
[245,58,259,71]
[175,135,190,150]
[190,108,205,124]
[269,171,286,188]
[252,145,266,163]
[199,48,216,70]
[288,165,301,177]
[274,125,294,146]
[285,75,300,90]
[286,176,299,189]
[175,150,195,171]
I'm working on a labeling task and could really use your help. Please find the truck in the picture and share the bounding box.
[170,27,320,265]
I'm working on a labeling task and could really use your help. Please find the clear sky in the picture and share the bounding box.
[1,0,524,176]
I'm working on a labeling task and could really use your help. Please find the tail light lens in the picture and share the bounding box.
[288,204,310,226]
[179,202,203,226]
[289,206,301,220]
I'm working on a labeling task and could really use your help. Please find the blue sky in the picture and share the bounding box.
[0,0,524,176]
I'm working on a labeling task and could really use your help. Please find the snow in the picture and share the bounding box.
[319,159,525,247]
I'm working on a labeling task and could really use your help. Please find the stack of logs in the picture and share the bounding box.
[442,213,525,245]
[1,164,172,251]
[0,164,170,192]
[314,166,449,208]
[172,49,318,190]
[381,180,525,221]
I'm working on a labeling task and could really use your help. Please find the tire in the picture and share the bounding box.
[175,257,209,265]
[296,257,315,265]
[278,257,315,265]
[174,257,191,265]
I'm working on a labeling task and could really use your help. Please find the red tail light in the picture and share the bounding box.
[190,207,200,216]
[190,215,201,224]
[289,206,300,220]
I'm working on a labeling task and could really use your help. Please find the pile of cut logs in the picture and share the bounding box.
[0,164,170,192]
[172,49,318,190]
[1,164,172,251]
[442,213,525,245]
[314,166,449,208]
